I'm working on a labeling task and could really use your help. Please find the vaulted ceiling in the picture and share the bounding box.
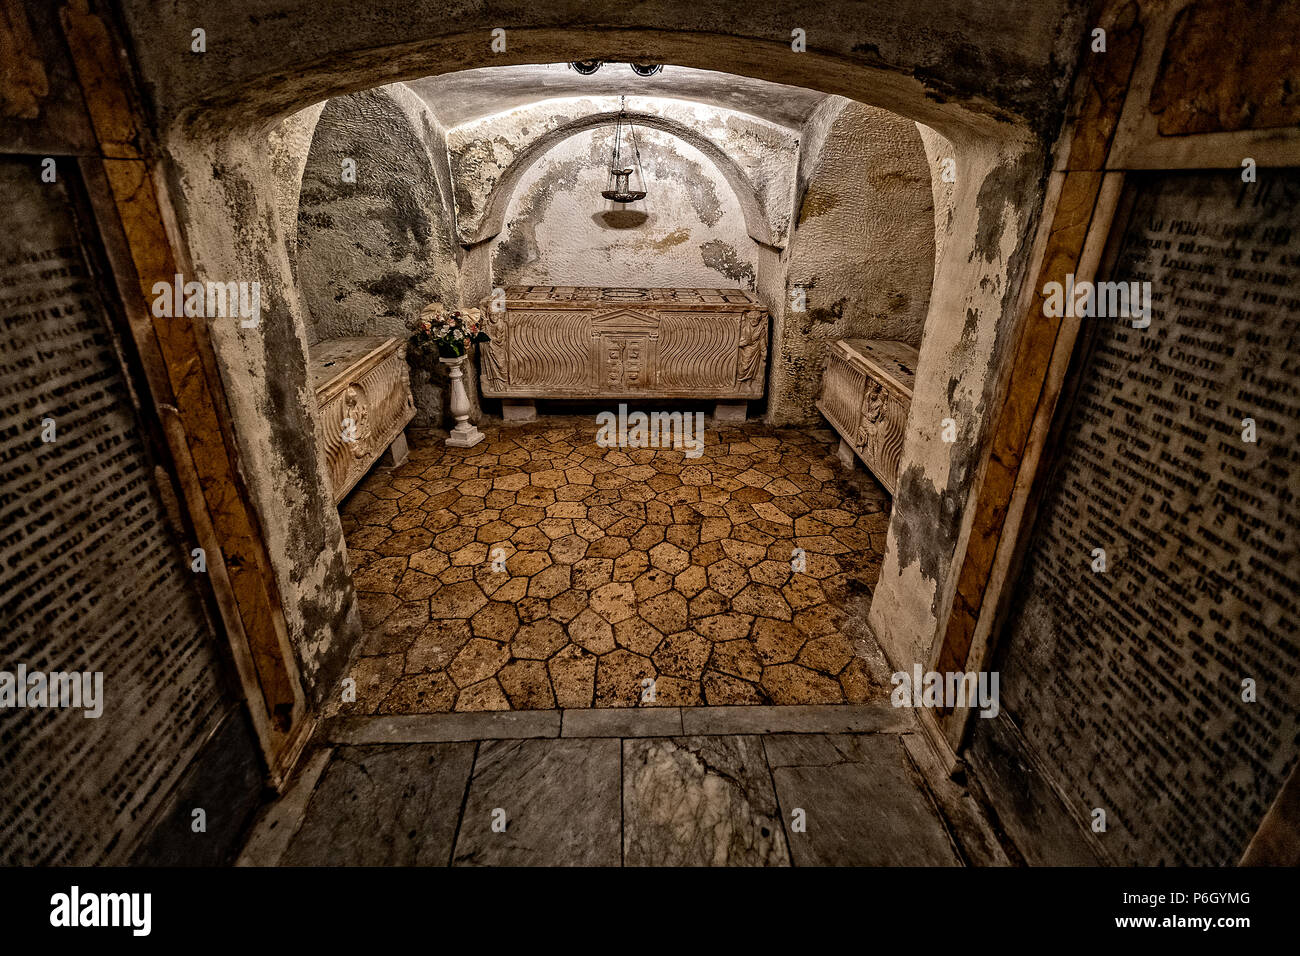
[405,63,829,131]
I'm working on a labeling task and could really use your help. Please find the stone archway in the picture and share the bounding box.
[120,3,1082,727]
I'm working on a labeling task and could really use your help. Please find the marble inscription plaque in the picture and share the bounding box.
[992,170,1300,865]
[0,159,228,864]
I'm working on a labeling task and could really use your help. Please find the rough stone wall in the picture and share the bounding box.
[768,98,936,426]
[490,126,758,291]
[296,84,460,424]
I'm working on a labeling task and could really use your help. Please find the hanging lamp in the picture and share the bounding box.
[601,96,647,204]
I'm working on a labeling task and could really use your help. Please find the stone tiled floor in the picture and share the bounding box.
[239,706,1013,867]
[334,417,892,715]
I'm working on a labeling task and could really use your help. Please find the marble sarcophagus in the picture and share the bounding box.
[477,286,768,417]
[816,338,918,495]
[310,336,416,504]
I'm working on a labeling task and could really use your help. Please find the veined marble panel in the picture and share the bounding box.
[622,735,789,866]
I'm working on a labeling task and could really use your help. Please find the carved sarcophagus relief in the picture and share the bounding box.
[310,336,416,504]
[477,286,768,400]
[816,338,918,495]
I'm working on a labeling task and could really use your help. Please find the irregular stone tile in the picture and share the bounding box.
[651,630,712,678]
[688,588,729,619]
[703,670,767,705]
[378,671,457,713]
[694,611,753,643]
[762,663,845,704]
[732,583,793,620]
[470,601,520,642]
[838,657,884,702]
[752,618,807,665]
[405,620,472,674]
[648,541,689,574]
[547,588,588,623]
[509,550,553,577]
[638,590,688,634]
[337,654,404,715]
[764,734,960,866]
[455,677,511,711]
[548,644,597,708]
[587,536,630,559]
[711,639,765,682]
[571,557,613,590]
[550,533,590,564]
[409,547,451,577]
[612,549,649,582]
[623,736,789,866]
[513,619,567,660]
[498,660,557,710]
[283,743,474,866]
[595,648,655,706]
[633,567,673,602]
[614,617,665,657]
[799,632,855,675]
[793,603,841,636]
[570,607,617,655]
[430,581,488,619]
[352,556,407,593]
[448,637,510,688]
[649,676,703,706]
[517,596,549,623]
[528,562,571,599]
[357,600,427,656]
[454,738,620,866]
[706,558,748,598]
[590,581,637,623]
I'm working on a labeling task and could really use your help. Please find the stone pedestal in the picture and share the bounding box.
[501,398,537,423]
[836,437,857,470]
[385,431,409,467]
[713,401,748,422]
[441,355,484,448]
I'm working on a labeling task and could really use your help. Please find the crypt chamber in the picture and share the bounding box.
[2,0,1297,870]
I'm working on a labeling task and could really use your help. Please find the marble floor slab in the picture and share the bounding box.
[764,733,961,866]
[247,730,1000,867]
[281,742,474,866]
[452,737,622,866]
[623,735,789,866]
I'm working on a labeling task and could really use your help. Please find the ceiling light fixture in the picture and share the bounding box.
[601,96,647,204]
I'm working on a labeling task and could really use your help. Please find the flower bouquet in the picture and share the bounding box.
[408,303,490,365]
